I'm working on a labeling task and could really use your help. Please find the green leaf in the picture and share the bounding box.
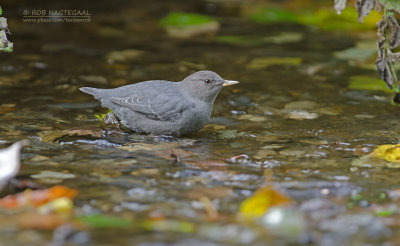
[160,12,216,27]
[0,6,2,16]
[349,75,393,93]
[94,109,112,121]
[249,6,298,24]
[4,43,12,52]
[376,209,396,217]
[77,214,132,228]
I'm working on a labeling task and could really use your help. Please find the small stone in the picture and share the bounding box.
[254,149,277,159]
[106,49,144,64]
[238,114,267,122]
[284,100,317,110]
[279,149,306,157]
[285,110,318,120]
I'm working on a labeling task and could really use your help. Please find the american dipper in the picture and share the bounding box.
[80,70,239,136]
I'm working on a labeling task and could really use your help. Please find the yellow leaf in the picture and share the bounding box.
[372,144,400,162]
[239,186,291,220]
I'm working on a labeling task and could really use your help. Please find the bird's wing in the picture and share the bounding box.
[110,92,194,121]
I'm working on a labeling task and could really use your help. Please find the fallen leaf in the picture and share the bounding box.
[17,213,67,229]
[349,75,392,93]
[239,186,292,220]
[0,185,77,208]
[143,220,195,233]
[77,214,132,228]
[372,144,400,162]
[37,197,74,214]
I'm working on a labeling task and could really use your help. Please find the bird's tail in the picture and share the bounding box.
[80,87,99,96]
[80,87,110,100]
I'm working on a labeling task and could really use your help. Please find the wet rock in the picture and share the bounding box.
[254,149,277,160]
[261,207,307,241]
[319,213,390,246]
[217,129,246,139]
[130,168,159,177]
[315,106,343,116]
[31,171,75,180]
[41,43,76,52]
[237,114,267,122]
[279,181,361,199]
[284,100,317,110]
[279,149,306,157]
[285,110,318,120]
[300,198,345,220]
[298,139,329,145]
[263,32,304,44]
[198,224,257,244]
[229,95,252,107]
[106,49,144,64]
[247,57,302,70]
[260,144,285,150]
[30,62,47,69]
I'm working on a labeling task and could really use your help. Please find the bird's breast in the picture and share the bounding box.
[180,101,212,133]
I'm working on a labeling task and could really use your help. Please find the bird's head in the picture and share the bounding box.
[180,70,239,103]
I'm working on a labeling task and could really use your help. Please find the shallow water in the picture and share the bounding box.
[1,0,400,245]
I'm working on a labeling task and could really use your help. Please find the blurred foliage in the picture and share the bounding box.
[348,75,392,93]
[249,6,297,24]
[247,5,380,30]
[334,0,400,103]
[299,8,381,30]
[0,5,12,53]
[160,12,216,27]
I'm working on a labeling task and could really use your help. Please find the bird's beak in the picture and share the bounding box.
[222,80,239,87]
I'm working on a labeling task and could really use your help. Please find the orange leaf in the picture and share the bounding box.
[0,185,77,209]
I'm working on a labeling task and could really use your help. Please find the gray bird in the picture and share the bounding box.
[80,70,239,136]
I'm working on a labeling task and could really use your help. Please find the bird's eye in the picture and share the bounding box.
[205,79,211,84]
